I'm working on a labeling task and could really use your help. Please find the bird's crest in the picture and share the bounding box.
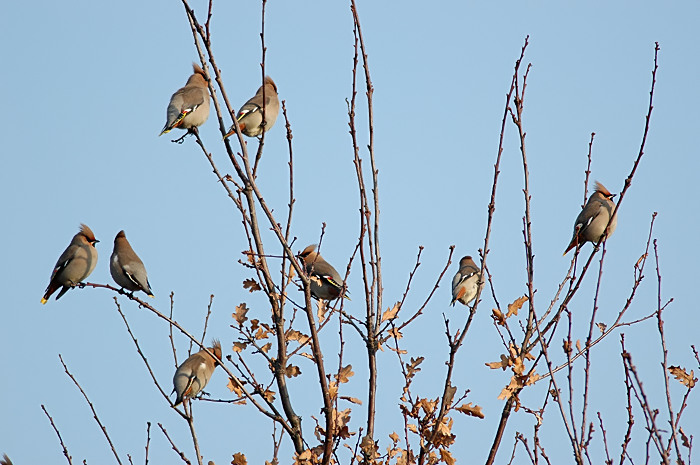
[210,339,222,361]
[593,181,613,198]
[80,224,97,242]
[264,76,277,92]
[299,244,318,258]
[192,63,206,77]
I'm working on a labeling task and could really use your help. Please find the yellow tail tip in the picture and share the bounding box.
[41,297,48,304]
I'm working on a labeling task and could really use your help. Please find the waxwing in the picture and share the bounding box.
[224,76,279,138]
[564,181,617,255]
[172,340,222,407]
[298,245,349,301]
[41,224,99,304]
[110,230,154,297]
[451,256,482,307]
[160,63,210,135]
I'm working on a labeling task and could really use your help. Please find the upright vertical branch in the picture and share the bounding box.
[350,0,381,444]
[485,36,529,465]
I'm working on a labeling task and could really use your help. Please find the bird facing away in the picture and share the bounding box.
[563,181,617,255]
[110,230,154,297]
[298,244,349,301]
[224,76,280,139]
[41,224,99,304]
[172,340,222,407]
[451,256,482,307]
[160,63,210,135]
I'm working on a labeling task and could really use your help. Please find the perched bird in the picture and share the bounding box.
[563,181,617,255]
[110,230,154,297]
[41,224,99,304]
[451,256,482,307]
[172,340,222,407]
[224,76,279,139]
[298,244,349,301]
[160,63,210,135]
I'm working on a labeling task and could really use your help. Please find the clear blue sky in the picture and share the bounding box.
[1,1,698,464]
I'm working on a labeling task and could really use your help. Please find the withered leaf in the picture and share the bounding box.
[680,427,690,448]
[389,431,400,443]
[232,452,247,465]
[286,365,302,378]
[233,303,249,326]
[668,366,696,388]
[317,300,327,323]
[387,327,403,340]
[497,376,523,400]
[227,377,243,396]
[243,249,255,266]
[486,354,510,370]
[263,389,276,402]
[576,339,582,352]
[381,302,401,322]
[440,449,455,465]
[260,342,272,354]
[456,402,485,419]
[232,342,247,353]
[407,423,418,434]
[336,365,354,384]
[492,308,506,326]
[597,322,607,333]
[507,295,528,318]
[286,329,310,344]
[243,278,261,292]
[340,396,362,405]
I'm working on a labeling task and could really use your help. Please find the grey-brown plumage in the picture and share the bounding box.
[451,256,482,307]
[224,76,279,138]
[110,230,153,297]
[172,340,222,406]
[160,63,210,135]
[298,244,349,301]
[564,181,617,255]
[41,224,99,304]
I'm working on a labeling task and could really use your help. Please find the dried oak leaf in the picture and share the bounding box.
[227,377,243,396]
[231,452,247,465]
[260,342,272,354]
[243,278,261,292]
[507,295,528,317]
[440,449,456,465]
[597,322,607,333]
[491,308,506,326]
[340,396,362,405]
[486,354,510,370]
[263,389,276,402]
[456,402,485,419]
[381,302,401,322]
[668,366,696,388]
[389,431,400,443]
[317,300,328,323]
[336,365,355,384]
[233,303,249,326]
[232,342,247,353]
[285,365,302,378]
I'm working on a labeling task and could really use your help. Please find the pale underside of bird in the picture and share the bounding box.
[451,256,482,307]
